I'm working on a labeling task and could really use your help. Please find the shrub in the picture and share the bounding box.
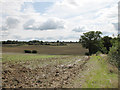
[32,50,37,54]
[108,40,120,67]
[85,52,90,56]
[24,50,31,53]
[96,51,102,56]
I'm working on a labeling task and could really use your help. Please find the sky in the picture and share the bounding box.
[0,0,119,41]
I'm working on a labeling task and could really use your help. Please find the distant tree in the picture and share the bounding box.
[6,40,12,44]
[102,36,112,54]
[60,42,64,45]
[57,40,59,46]
[57,40,59,43]
[2,41,6,44]
[40,41,43,45]
[80,31,106,55]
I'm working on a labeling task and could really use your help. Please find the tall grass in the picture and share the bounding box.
[81,55,118,88]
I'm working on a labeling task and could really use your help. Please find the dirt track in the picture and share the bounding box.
[2,56,90,88]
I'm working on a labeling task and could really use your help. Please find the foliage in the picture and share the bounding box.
[57,40,60,43]
[24,50,31,53]
[28,40,43,45]
[2,40,19,44]
[2,40,68,46]
[96,51,102,56]
[32,50,37,54]
[102,36,112,54]
[2,40,45,45]
[80,31,105,55]
[85,52,90,56]
[81,55,118,88]
[108,37,120,67]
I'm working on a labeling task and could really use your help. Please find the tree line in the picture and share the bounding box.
[2,31,120,67]
[2,40,74,46]
[2,40,67,45]
[80,31,120,67]
[2,40,44,45]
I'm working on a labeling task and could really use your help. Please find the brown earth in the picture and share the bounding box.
[2,56,90,88]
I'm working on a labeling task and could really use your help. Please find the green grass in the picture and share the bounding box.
[81,55,118,88]
[2,53,61,62]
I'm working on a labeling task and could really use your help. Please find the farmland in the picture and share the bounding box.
[2,43,88,55]
[2,43,118,88]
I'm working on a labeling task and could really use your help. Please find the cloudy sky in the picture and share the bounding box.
[0,0,119,41]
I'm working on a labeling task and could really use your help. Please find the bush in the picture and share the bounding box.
[108,40,120,67]
[85,52,90,56]
[24,50,31,53]
[32,50,37,54]
[96,51,102,56]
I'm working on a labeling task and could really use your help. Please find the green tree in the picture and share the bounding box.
[80,31,105,55]
[108,36,120,67]
[102,36,112,54]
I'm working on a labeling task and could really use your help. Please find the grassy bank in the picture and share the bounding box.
[80,55,118,88]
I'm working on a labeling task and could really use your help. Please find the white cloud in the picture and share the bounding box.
[1,0,119,41]
[2,17,19,30]
[72,26,86,32]
[112,23,118,30]
[46,0,118,18]
[24,18,65,30]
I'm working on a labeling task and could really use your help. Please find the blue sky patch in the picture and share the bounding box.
[21,2,54,14]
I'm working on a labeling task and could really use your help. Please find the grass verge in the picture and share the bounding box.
[81,55,118,88]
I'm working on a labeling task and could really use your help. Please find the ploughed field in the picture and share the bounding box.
[2,53,89,88]
[2,44,118,88]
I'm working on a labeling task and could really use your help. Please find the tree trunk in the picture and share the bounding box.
[89,47,92,55]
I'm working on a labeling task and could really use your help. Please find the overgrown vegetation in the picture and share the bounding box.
[80,31,119,67]
[108,36,120,67]
[102,36,112,54]
[79,31,107,55]
[81,55,118,88]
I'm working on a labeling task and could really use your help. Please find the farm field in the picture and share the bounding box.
[1,0,119,88]
[2,53,118,88]
[2,43,88,55]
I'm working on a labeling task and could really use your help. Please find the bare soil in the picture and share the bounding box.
[2,56,90,88]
